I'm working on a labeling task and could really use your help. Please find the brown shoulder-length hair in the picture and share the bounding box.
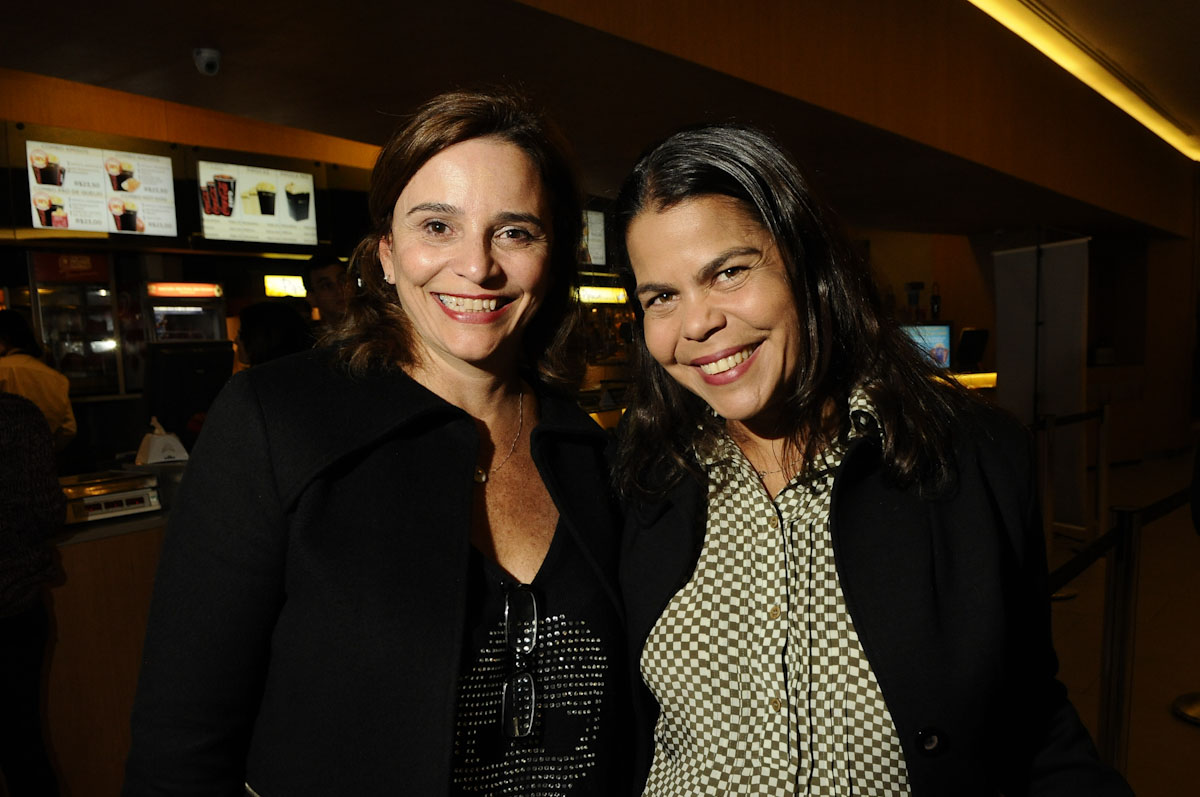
[323,89,584,389]
[614,123,973,500]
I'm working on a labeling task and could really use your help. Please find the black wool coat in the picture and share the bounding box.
[124,349,626,796]
[620,405,1132,796]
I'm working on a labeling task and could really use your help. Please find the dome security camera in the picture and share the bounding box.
[193,48,221,77]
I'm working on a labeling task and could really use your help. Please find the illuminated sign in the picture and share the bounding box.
[581,210,606,265]
[577,285,627,304]
[26,140,177,236]
[198,160,317,246]
[264,275,307,298]
[147,282,224,299]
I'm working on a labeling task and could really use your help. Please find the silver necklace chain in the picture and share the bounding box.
[750,450,796,479]
[473,392,524,484]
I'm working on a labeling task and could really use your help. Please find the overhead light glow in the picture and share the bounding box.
[148,282,223,298]
[577,286,628,305]
[265,275,307,297]
[261,252,317,261]
[967,0,1200,160]
[952,371,998,389]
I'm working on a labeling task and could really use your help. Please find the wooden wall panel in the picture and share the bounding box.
[519,0,1194,237]
[44,527,165,797]
[0,69,378,170]
[1142,235,1196,453]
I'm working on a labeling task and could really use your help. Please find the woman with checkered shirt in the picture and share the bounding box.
[612,124,1131,796]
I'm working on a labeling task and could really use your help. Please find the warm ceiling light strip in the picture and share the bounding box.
[967,0,1200,161]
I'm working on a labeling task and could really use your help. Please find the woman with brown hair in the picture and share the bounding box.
[125,90,629,796]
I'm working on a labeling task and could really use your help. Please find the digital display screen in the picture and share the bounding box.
[198,160,317,245]
[902,324,952,368]
[581,210,606,265]
[26,140,178,236]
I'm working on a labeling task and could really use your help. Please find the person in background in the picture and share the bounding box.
[614,124,1132,795]
[125,90,629,796]
[235,301,315,367]
[302,252,351,326]
[0,390,66,797]
[0,309,75,451]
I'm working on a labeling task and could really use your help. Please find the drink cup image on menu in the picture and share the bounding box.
[285,182,310,221]
[30,149,65,186]
[214,174,236,215]
[118,161,137,191]
[256,182,276,215]
[105,157,123,190]
[122,199,140,231]
[45,155,65,185]
[109,197,140,231]
[33,192,53,226]
[109,197,126,230]
[30,150,47,181]
[106,158,140,191]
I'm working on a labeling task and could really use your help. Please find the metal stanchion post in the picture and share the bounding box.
[1097,507,1142,774]
[1170,445,1200,727]
[1039,415,1056,566]
[1096,403,1110,539]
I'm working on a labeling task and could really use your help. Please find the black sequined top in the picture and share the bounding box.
[451,522,626,796]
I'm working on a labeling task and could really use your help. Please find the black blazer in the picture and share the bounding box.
[124,349,625,796]
[620,406,1132,796]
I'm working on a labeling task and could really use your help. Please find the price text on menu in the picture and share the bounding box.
[26,141,178,236]
[197,160,318,245]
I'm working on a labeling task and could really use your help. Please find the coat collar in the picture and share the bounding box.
[244,348,609,514]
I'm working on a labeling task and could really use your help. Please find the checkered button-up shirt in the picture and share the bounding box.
[640,394,910,796]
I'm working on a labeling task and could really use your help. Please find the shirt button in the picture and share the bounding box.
[767,517,779,529]
[767,605,781,620]
[916,728,946,756]
[769,697,782,712]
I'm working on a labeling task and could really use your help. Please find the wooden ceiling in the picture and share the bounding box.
[1034,0,1200,145]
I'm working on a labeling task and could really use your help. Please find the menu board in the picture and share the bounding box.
[198,160,317,245]
[26,141,178,236]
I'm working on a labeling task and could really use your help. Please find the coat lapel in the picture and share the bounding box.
[619,473,707,658]
[245,350,466,509]
[530,394,623,615]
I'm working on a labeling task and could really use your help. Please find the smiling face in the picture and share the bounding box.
[377,137,552,382]
[627,194,803,430]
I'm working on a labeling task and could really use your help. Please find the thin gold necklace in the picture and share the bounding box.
[473,392,524,484]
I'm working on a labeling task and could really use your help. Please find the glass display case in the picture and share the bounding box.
[38,282,120,394]
[30,252,121,395]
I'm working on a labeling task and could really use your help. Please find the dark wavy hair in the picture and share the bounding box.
[324,89,584,389]
[0,309,44,359]
[613,123,970,500]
